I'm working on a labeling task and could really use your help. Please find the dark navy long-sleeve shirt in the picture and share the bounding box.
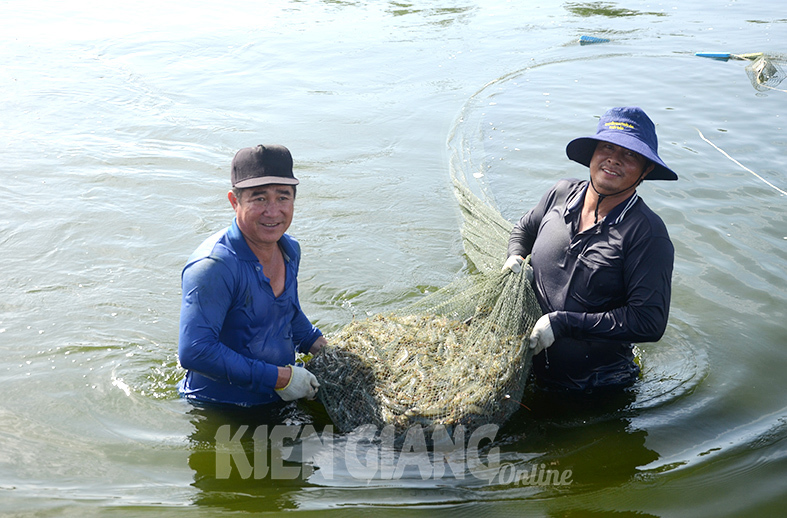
[508,179,673,390]
[177,219,323,406]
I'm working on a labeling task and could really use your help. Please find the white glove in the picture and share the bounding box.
[502,255,534,283]
[529,314,555,356]
[276,365,320,401]
[502,255,524,274]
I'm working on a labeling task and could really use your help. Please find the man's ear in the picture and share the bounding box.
[228,190,239,210]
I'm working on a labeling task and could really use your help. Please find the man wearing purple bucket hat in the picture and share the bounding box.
[504,107,677,392]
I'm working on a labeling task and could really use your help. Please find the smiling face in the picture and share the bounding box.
[228,184,295,252]
[589,140,655,196]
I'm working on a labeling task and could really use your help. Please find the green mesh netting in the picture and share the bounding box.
[745,54,786,92]
[307,159,542,436]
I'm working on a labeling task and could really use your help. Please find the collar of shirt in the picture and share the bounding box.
[565,181,640,227]
[228,218,292,263]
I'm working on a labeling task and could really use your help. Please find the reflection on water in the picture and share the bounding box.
[183,385,661,511]
[513,387,659,489]
[563,2,667,18]
[186,400,321,511]
[155,307,705,510]
[179,328,706,512]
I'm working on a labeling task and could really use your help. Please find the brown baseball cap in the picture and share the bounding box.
[230,144,300,189]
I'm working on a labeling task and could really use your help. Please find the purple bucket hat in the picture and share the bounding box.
[565,107,678,181]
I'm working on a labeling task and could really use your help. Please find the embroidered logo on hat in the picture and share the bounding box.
[604,121,635,131]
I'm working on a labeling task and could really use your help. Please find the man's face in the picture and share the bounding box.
[589,141,655,195]
[229,184,294,250]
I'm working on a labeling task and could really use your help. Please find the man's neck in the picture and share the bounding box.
[249,241,281,268]
[580,186,636,231]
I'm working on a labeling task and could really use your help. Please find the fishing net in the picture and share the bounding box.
[745,54,786,92]
[307,157,542,436]
[697,52,787,94]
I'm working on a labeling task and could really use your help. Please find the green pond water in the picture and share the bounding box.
[1,1,786,516]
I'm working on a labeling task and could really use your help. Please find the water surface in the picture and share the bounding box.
[1,1,786,516]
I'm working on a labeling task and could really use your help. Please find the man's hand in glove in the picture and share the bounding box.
[529,314,555,356]
[275,365,320,401]
[502,255,524,273]
[502,255,534,283]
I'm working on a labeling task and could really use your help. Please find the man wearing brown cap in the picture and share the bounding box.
[178,145,326,406]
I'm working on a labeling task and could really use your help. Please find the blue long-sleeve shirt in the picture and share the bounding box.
[508,179,673,390]
[177,219,323,406]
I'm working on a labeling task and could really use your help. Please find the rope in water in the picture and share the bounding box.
[695,128,787,197]
[755,82,787,94]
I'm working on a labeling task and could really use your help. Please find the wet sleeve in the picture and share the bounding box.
[551,235,674,343]
[283,237,323,353]
[508,184,559,259]
[178,258,279,391]
[292,308,323,353]
[289,278,323,353]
